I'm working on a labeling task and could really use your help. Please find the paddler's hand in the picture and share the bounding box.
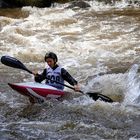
[74,84,80,92]
[32,71,39,77]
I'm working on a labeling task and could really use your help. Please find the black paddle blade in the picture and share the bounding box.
[87,92,113,103]
[1,55,32,74]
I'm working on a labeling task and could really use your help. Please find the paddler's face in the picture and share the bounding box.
[46,58,55,68]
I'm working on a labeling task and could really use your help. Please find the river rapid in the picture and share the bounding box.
[0,1,140,140]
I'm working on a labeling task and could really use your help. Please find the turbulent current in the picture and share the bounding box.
[0,1,140,140]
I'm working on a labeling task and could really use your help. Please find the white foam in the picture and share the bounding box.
[123,64,140,105]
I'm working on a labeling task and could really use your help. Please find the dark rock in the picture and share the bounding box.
[128,0,140,6]
[66,0,91,9]
[0,0,53,8]
[0,0,11,8]
[53,0,75,4]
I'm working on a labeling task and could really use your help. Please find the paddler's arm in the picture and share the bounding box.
[33,69,46,83]
[61,68,80,91]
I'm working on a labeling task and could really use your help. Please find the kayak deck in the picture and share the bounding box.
[8,82,65,99]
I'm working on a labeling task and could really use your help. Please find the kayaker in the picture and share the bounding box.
[33,52,80,91]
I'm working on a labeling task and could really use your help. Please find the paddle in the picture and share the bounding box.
[1,55,113,103]
[1,55,33,74]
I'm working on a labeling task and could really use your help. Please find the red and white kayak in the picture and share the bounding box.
[8,82,65,100]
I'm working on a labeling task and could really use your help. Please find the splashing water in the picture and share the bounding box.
[124,64,140,105]
[63,94,94,106]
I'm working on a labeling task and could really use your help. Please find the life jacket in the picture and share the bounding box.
[45,66,64,90]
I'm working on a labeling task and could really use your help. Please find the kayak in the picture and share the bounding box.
[8,82,65,100]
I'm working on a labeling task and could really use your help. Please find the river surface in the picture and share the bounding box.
[0,1,140,140]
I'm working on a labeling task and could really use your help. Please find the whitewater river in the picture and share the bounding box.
[0,1,140,140]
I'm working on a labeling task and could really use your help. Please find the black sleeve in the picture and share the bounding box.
[61,68,78,86]
[34,69,46,83]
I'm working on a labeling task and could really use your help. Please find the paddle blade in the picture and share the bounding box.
[1,55,32,74]
[87,92,113,103]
